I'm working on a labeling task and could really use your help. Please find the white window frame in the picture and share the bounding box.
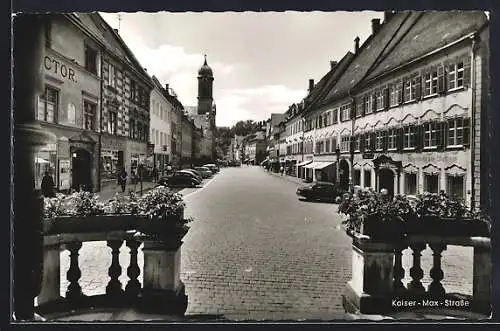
[340,103,350,122]
[375,90,384,111]
[447,118,464,147]
[423,71,438,97]
[340,135,350,152]
[354,135,361,152]
[403,126,416,150]
[108,63,115,87]
[364,133,372,151]
[387,129,397,150]
[375,131,384,151]
[448,62,464,91]
[364,95,373,114]
[423,122,439,149]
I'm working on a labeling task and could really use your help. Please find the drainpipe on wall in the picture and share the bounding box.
[97,52,104,192]
[348,89,356,194]
[470,33,478,210]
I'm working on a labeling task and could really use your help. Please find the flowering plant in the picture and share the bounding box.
[136,186,191,226]
[338,188,415,233]
[414,191,473,219]
[42,193,68,220]
[62,191,106,217]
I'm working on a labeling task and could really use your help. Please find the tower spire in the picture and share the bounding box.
[204,54,207,65]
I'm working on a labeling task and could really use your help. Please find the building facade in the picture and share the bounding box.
[36,13,102,192]
[150,77,173,173]
[180,113,194,166]
[300,11,489,208]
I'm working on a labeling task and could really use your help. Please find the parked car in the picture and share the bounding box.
[179,169,203,183]
[204,163,220,173]
[194,166,213,178]
[158,171,200,188]
[296,181,346,202]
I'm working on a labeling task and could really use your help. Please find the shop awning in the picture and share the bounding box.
[35,157,49,164]
[297,160,313,167]
[313,161,335,169]
[304,161,335,169]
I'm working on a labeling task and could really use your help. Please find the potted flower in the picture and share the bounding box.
[338,189,412,241]
[135,186,192,242]
[409,191,490,237]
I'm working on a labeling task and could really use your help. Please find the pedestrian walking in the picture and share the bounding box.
[41,171,55,197]
[118,168,128,193]
[280,165,284,176]
[152,167,158,182]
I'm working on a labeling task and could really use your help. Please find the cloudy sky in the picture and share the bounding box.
[100,11,383,127]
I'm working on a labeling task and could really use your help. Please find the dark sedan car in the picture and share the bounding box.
[158,171,201,188]
[296,181,346,202]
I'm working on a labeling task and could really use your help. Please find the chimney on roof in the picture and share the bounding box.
[354,36,360,54]
[371,18,381,34]
[308,79,314,92]
[113,29,119,34]
[384,11,394,22]
[165,84,169,93]
[330,60,338,70]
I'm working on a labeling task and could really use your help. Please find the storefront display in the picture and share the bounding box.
[34,144,57,190]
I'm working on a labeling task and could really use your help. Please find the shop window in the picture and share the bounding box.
[84,45,98,75]
[34,148,57,190]
[447,175,464,201]
[37,86,58,123]
[424,174,439,193]
[448,62,464,90]
[405,173,417,195]
[83,100,96,130]
[364,170,372,188]
[424,122,439,149]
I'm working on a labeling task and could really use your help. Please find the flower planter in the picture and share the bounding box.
[406,216,490,237]
[359,215,405,242]
[137,209,188,242]
[45,214,142,235]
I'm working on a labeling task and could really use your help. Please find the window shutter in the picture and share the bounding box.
[361,96,366,116]
[382,130,388,151]
[396,127,403,151]
[351,101,356,120]
[332,137,337,151]
[463,57,472,88]
[398,82,404,105]
[437,65,446,94]
[437,122,445,151]
[463,117,471,147]
[370,132,376,150]
[415,76,422,100]
[372,94,377,112]
[360,133,365,152]
[416,124,424,152]
[384,88,390,110]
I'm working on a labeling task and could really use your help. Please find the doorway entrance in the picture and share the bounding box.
[72,149,92,191]
[338,159,349,191]
[378,168,395,197]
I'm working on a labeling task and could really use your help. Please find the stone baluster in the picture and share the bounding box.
[37,243,63,306]
[65,242,83,300]
[106,240,124,297]
[393,243,407,295]
[125,239,142,298]
[428,243,447,297]
[407,243,426,295]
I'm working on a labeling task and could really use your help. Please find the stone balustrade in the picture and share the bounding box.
[36,229,188,319]
[343,233,491,318]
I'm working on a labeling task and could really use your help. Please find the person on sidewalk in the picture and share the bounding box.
[280,166,284,176]
[152,167,158,183]
[118,168,128,193]
[41,171,55,197]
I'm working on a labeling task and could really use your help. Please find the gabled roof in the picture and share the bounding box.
[318,12,413,106]
[363,11,488,82]
[303,50,355,112]
[70,13,153,87]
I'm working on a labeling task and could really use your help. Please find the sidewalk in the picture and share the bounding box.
[96,181,157,201]
[264,168,305,185]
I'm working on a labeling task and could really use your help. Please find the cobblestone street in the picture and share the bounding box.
[59,166,474,321]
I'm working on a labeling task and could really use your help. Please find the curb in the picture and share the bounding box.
[263,168,304,185]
